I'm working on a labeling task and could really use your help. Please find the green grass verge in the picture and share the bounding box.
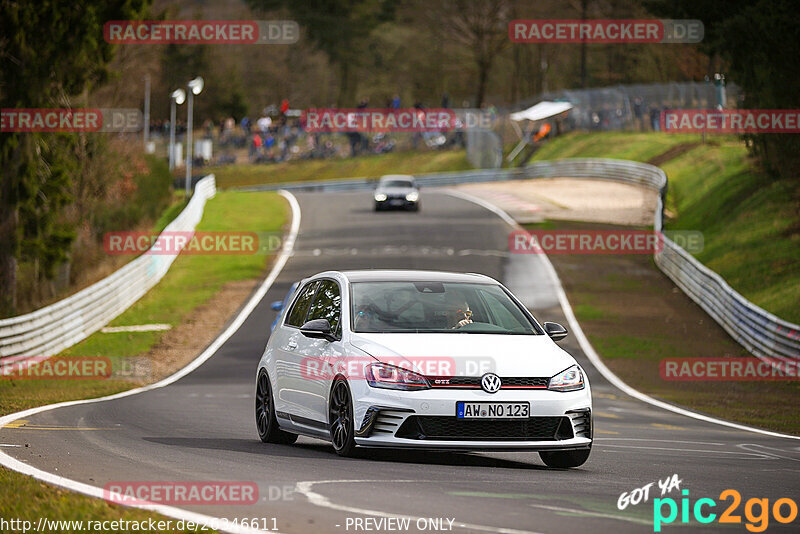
[0,470,209,533]
[209,148,471,189]
[0,190,287,530]
[531,132,800,324]
[529,131,702,162]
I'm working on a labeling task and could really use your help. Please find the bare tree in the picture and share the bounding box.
[424,0,511,107]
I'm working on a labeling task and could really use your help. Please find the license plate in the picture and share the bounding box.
[456,402,530,419]
[389,199,403,205]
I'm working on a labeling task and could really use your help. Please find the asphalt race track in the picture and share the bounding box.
[2,191,799,534]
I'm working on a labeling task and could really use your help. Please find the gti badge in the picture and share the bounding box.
[481,373,502,393]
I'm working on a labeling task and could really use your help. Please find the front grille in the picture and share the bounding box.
[503,377,549,387]
[428,376,480,387]
[395,415,572,441]
[427,376,549,389]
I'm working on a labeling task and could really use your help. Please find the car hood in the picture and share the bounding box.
[349,333,576,378]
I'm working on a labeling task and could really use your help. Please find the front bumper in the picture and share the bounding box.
[376,197,417,209]
[350,385,592,451]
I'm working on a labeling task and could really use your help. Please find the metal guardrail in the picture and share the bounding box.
[235,158,799,361]
[0,175,217,364]
[6,159,795,364]
[528,159,799,362]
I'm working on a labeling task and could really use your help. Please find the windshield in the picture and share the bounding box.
[351,281,541,334]
[380,180,414,189]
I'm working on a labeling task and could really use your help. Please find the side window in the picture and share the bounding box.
[306,280,342,335]
[285,281,319,327]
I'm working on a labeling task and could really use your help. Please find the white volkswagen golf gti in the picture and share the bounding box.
[255,270,592,467]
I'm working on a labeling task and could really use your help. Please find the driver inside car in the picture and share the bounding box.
[446,296,473,329]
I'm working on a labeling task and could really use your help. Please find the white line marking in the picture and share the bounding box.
[737,444,800,462]
[0,190,301,534]
[295,479,546,534]
[100,324,172,333]
[443,188,800,441]
[595,438,726,445]
[0,444,21,447]
[528,504,651,525]
[598,444,771,456]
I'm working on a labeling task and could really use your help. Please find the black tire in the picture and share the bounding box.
[255,370,298,444]
[374,202,382,212]
[328,378,357,457]
[539,448,591,468]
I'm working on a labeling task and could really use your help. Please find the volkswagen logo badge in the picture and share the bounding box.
[480,373,502,393]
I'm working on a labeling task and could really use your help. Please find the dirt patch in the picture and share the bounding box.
[459,178,658,226]
[541,220,800,435]
[140,279,259,381]
[646,142,702,167]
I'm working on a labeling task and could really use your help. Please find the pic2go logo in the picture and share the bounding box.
[653,489,798,532]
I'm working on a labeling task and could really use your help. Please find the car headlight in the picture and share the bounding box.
[365,363,430,390]
[374,193,387,201]
[405,192,419,202]
[548,365,585,392]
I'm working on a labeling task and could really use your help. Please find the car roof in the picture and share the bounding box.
[379,174,415,182]
[338,270,496,284]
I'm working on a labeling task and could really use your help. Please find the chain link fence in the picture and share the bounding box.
[465,129,503,169]
[509,81,741,133]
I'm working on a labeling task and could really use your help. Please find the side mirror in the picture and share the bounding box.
[270,300,283,311]
[300,318,336,341]
[543,322,568,341]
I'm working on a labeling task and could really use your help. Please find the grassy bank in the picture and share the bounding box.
[522,131,799,433]
[529,131,702,162]
[13,154,176,318]
[532,132,799,323]
[534,220,799,434]
[1,190,286,414]
[209,148,471,189]
[0,190,287,530]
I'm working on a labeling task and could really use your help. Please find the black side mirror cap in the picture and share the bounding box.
[543,321,568,341]
[300,318,336,341]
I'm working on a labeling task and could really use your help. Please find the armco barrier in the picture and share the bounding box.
[0,175,216,364]
[234,159,799,361]
[522,159,799,363]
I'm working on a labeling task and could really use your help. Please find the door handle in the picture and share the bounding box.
[286,340,298,350]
